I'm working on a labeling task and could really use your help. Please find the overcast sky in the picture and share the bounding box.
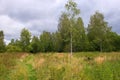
[0,0,120,43]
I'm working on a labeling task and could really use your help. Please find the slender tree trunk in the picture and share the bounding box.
[100,41,102,52]
[71,33,72,56]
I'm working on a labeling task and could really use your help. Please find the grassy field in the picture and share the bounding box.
[0,52,120,80]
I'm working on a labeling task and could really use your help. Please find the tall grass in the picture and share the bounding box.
[0,52,120,80]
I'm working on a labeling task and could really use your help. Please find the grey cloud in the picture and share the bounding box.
[0,15,24,41]
[0,0,66,43]
[0,0,65,22]
[26,19,58,35]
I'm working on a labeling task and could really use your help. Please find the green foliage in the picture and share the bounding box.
[65,0,80,19]
[52,32,63,52]
[39,31,53,52]
[20,28,31,52]
[6,39,22,52]
[58,13,71,52]
[87,12,112,52]
[73,17,88,51]
[30,36,40,53]
[6,45,22,52]
[58,0,86,52]
[108,32,120,51]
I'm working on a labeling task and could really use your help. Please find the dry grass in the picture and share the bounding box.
[34,58,45,68]
[94,56,106,64]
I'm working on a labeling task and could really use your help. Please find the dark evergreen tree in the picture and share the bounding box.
[52,32,63,52]
[0,31,5,52]
[72,17,88,51]
[58,13,71,52]
[39,31,53,52]
[30,36,40,53]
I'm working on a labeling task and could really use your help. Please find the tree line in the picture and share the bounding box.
[0,0,120,53]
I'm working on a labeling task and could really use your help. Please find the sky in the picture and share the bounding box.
[0,0,120,44]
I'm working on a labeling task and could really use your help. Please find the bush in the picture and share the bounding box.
[6,45,22,52]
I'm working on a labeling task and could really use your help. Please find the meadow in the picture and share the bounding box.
[0,52,120,80]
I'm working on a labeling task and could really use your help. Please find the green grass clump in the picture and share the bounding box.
[83,60,120,80]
